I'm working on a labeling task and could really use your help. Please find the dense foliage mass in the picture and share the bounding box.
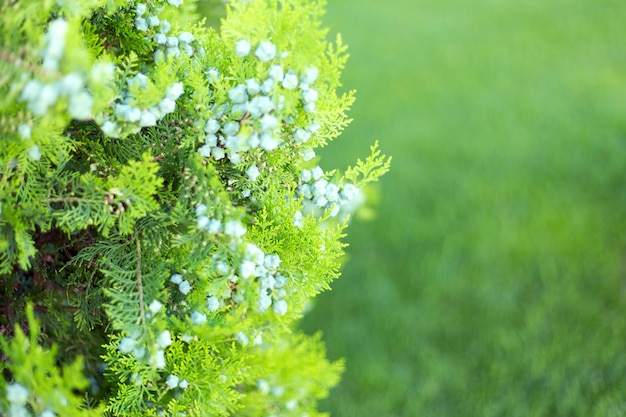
[0,1,389,416]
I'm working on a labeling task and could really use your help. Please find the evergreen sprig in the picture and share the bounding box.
[0,305,106,416]
[0,0,389,416]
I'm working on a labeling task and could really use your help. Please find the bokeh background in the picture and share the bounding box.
[205,1,626,415]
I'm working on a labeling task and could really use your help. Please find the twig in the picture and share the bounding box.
[135,232,146,329]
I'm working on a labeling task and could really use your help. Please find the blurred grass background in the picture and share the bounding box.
[202,0,626,415]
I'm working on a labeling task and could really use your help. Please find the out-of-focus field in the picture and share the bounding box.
[297,1,626,416]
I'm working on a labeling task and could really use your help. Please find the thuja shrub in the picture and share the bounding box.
[0,0,390,416]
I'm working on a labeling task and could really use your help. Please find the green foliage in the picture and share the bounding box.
[0,304,106,416]
[0,0,387,416]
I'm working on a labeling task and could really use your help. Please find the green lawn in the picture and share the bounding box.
[300,0,626,416]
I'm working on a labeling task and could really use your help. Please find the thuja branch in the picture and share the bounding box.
[42,197,103,204]
[0,1,389,415]
[0,48,48,80]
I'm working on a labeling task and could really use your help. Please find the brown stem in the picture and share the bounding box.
[135,232,146,329]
